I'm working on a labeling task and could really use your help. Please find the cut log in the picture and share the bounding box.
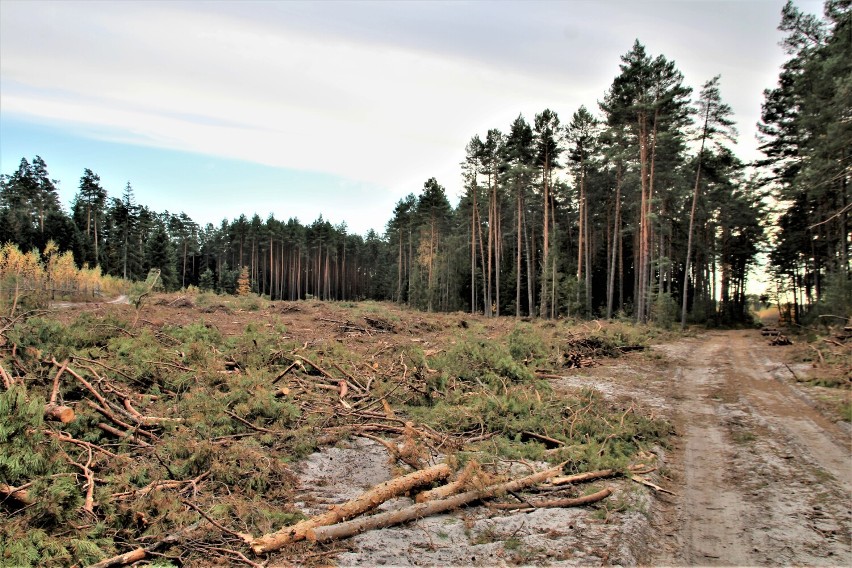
[307,462,565,543]
[249,462,451,553]
[44,403,75,423]
[488,486,612,510]
[0,483,33,505]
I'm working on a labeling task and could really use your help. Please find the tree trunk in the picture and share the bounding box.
[607,164,622,319]
[540,155,550,318]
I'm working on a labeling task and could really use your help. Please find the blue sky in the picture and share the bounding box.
[0,0,824,236]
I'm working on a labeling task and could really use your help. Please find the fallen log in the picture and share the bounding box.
[307,462,565,543]
[44,403,75,423]
[488,486,613,510]
[248,462,451,553]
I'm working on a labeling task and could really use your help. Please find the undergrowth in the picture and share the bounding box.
[0,296,670,566]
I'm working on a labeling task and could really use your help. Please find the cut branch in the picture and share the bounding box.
[307,462,565,543]
[86,520,204,568]
[49,359,68,404]
[248,462,452,553]
[548,468,617,486]
[488,486,612,510]
[0,363,13,389]
[416,459,479,503]
[0,483,33,505]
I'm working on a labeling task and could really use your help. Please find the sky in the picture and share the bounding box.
[0,0,825,237]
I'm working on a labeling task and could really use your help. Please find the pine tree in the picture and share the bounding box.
[72,169,108,268]
[144,223,177,290]
[681,76,738,328]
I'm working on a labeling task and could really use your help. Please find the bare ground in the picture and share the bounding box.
[280,328,851,566]
[648,331,851,567]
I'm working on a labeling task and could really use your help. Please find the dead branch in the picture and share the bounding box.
[0,362,14,389]
[783,363,801,382]
[358,432,424,470]
[113,471,209,500]
[307,462,566,543]
[143,359,195,372]
[822,337,847,348]
[631,474,676,495]
[416,459,479,503]
[488,486,613,510]
[547,468,618,486]
[72,446,96,514]
[43,429,118,458]
[71,355,137,384]
[248,462,452,553]
[181,499,246,540]
[86,519,204,568]
[49,359,69,404]
[535,373,565,380]
[60,361,111,410]
[330,361,366,391]
[521,430,565,447]
[122,397,180,425]
[272,360,301,384]
[225,409,278,434]
[96,422,152,447]
[296,355,339,383]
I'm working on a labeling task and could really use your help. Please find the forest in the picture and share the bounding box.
[1,1,849,326]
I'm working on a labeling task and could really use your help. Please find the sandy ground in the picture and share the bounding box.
[290,330,850,567]
[649,331,851,567]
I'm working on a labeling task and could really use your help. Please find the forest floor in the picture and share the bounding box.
[332,328,852,567]
[9,296,851,566]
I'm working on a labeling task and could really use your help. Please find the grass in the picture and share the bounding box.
[731,430,757,444]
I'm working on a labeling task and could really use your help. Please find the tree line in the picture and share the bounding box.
[1,1,848,324]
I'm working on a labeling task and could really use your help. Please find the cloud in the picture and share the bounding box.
[1,1,588,205]
[3,0,826,214]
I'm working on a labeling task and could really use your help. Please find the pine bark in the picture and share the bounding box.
[249,463,451,553]
[307,462,565,543]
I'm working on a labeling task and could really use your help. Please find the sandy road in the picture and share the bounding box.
[652,331,851,566]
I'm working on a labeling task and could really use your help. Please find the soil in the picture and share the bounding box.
[283,326,851,566]
[648,331,851,567]
[45,298,851,566]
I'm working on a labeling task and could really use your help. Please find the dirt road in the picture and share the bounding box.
[651,331,851,566]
